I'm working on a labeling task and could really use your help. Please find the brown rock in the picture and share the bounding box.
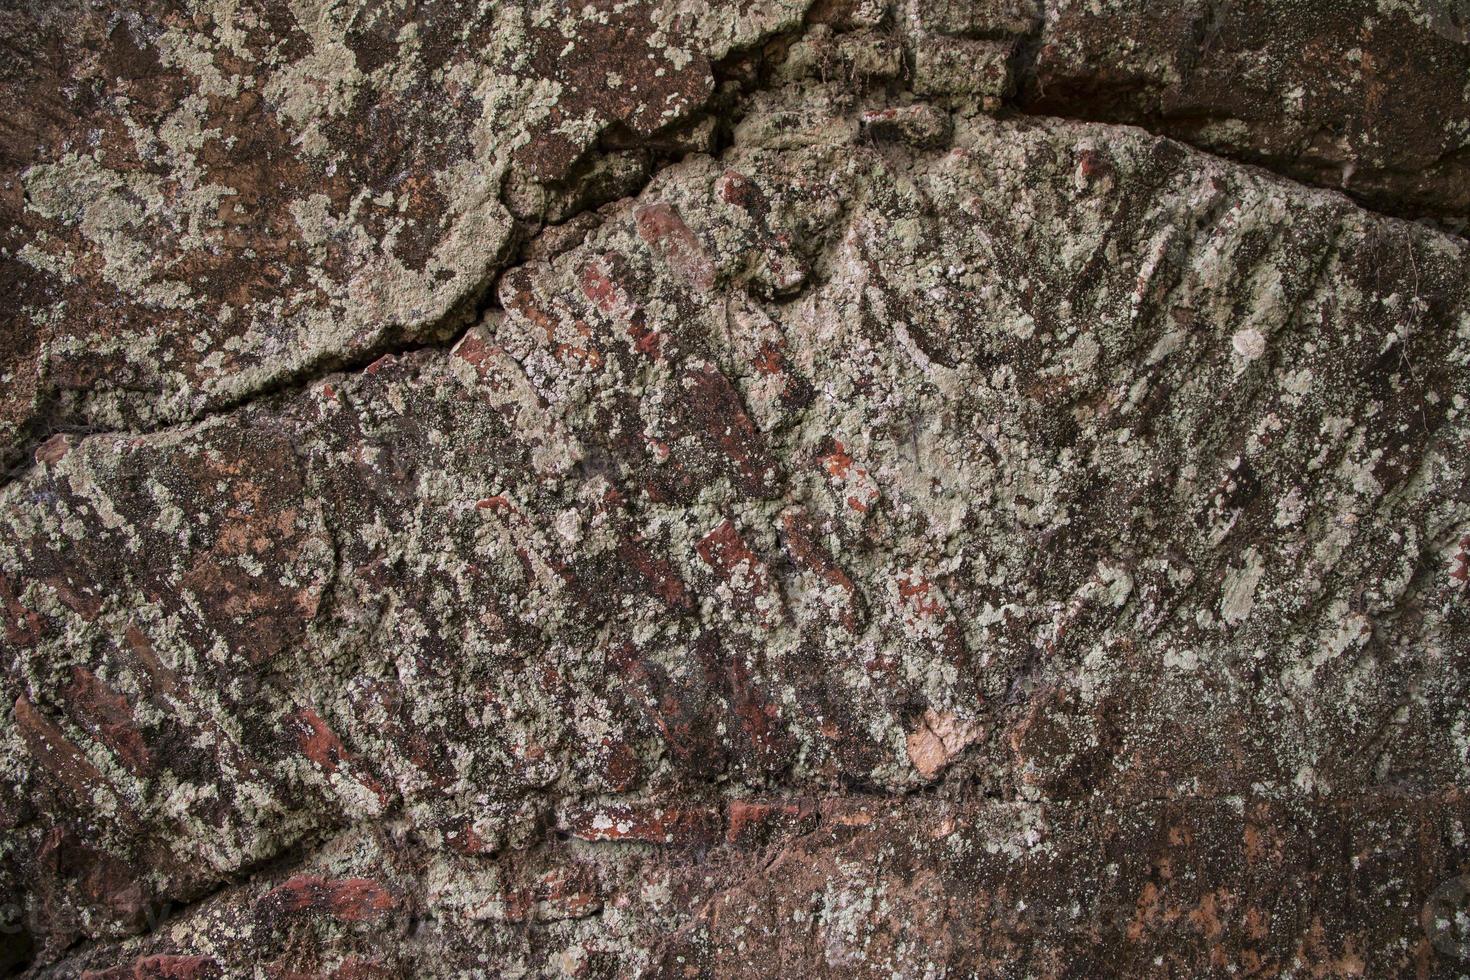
[4,2,1470,976]
[906,708,983,779]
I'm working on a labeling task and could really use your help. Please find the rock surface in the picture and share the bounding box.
[1021,0,1470,226]
[0,0,808,474]
[2,1,1469,977]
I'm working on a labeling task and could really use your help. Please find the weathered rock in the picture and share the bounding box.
[3,2,1470,977]
[0,0,813,472]
[1021,0,1470,225]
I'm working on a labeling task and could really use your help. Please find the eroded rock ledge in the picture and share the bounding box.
[2,1,1469,977]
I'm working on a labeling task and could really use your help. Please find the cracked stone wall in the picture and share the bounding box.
[1,1,1468,977]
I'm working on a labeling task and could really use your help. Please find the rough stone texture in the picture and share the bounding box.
[0,0,810,474]
[2,1,1469,977]
[1021,0,1470,226]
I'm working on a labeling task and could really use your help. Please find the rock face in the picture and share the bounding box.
[0,0,808,474]
[1,1,1468,977]
[1021,0,1470,226]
